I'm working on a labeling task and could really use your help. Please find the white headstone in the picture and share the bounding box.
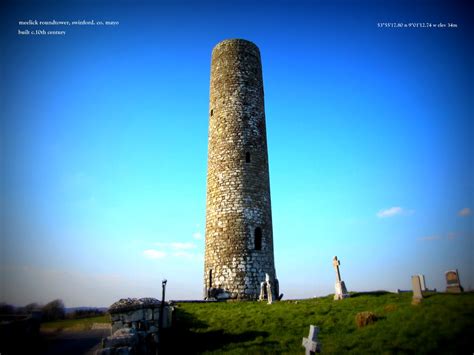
[266,275,274,304]
[418,274,427,291]
[259,273,276,304]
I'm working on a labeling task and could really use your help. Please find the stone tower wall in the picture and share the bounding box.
[204,39,277,300]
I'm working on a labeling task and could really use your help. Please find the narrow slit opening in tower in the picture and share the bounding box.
[246,152,251,163]
[255,227,262,250]
[210,109,213,116]
[209,269,213,288]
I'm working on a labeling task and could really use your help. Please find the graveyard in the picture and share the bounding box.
[33,289,473,354]
[30,264,473,354]
[159,292,473,354]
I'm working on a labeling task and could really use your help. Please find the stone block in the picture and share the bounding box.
[113,328,136,337]
[112,321,124,334]
[216,292,231,300]
[130,310,144,322]
[103,333,138,349]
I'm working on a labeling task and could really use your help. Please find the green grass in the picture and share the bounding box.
[161,292,474,354]
[41,314,111,331]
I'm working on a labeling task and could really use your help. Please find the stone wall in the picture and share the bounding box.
[204,39,278,300]
[96,298,172,355]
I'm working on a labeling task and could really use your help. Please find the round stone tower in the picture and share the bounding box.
[204,39,278,300]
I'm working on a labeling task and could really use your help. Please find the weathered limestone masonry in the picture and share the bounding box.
[204,39,278,300]
[96,298,173,355]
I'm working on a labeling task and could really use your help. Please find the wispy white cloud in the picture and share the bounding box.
[376,206,413,218]
[192,232,203,240]
[154,242,196,250]
[458,207,471,217]
[419,232,461,242]
[149,236,201,261]
[171,242,196,250]
[143,249,166,259]
[172,251,204,261]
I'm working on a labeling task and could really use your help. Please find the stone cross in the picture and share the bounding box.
[333,256,342,283]
[411,275,423,305]
[333,256,349,300]
[302,325,321,354]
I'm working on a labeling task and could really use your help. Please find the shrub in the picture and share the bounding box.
[355,311,377,328]
[70,308,105,319]
[42,299,65,321]
[384,304,397,313]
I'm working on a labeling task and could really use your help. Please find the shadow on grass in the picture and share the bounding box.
[350,291,392,298]
[161,307,276,354]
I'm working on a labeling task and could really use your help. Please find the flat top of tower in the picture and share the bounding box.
[212,39,260,58]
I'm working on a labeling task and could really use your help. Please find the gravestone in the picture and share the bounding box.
[411,275,423,305]
[259,273,281,304]
[418,274,427,291]
[445,270,464,293]
[302,325,321,354]
[266,274,274,304]
[333,256,350,300]
[259,280,267,301]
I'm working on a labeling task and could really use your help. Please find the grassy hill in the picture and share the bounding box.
[162,292,474,354]
[41,314,110,331]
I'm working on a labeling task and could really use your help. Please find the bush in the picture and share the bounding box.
[22,303,41,314]
[42,299,65,321]
[355,311,377,328]
[70,308,105,319]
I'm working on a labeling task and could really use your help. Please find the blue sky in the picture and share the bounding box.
[1,0,472,307]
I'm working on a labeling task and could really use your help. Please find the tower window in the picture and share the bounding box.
[245,152,251,163]
[254,227,262,250]
[210,109,213,116]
